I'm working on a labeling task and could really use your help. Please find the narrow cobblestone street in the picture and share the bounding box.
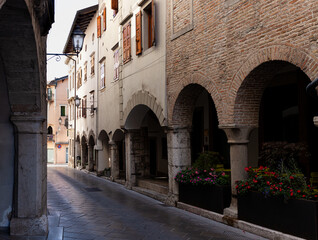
[47,166,267,240]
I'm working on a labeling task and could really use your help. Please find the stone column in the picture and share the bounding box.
[125,130,138,189]
[88,144,94,171]
[166,127,191,206]
[10,115,48,236]
[109,140,119,180]
[220,125,254,219]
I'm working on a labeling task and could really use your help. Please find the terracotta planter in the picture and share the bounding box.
[238,191,318,240]
[178,183,231,214]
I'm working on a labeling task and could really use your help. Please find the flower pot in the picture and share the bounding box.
[238,191,318,240]
[179,183,231,214]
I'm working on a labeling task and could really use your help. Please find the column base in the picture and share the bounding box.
[223,205,238,219]
[164,192,178,207]
[10,215,48,236]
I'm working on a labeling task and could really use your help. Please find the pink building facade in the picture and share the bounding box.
[47,76,69,164]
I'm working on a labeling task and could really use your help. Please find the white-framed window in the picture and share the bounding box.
[100,62,105,89]
[91,54,95,76]
[114,49,119,80]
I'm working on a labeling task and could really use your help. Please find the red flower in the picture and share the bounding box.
[291,192,294,196]
[244,167,249,172]
[289,176,294,180]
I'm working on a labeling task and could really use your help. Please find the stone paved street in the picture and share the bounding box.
[47,166,267,240]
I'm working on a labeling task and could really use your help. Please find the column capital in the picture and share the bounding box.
[11,114,45,134]
[219,124,257,144]
[166,126,192,133]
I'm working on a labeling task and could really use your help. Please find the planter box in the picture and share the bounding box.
[238,192,318,240]
[179,183,231,214]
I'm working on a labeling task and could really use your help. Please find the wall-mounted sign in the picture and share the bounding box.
[57,144,62,149]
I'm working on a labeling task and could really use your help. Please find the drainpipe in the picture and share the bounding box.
[306,78,318,126]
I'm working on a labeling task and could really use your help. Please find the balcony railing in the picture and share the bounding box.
[47,134,54,141]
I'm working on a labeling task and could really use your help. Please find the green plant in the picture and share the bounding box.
[259,142,310,174]
[192,151,223,170]
[236,166,318,200]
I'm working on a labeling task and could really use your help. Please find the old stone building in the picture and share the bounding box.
[0,0,53,237]
[166,0,318,218]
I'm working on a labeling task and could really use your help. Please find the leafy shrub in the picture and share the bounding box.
[259,142,310,174]
[192,151,223,170]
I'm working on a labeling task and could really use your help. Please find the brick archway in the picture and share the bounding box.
[123,90,166,127]
[226,45,318,126]
[168,72,223,126]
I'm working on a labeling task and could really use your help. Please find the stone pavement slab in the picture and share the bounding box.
[47,166,268,240]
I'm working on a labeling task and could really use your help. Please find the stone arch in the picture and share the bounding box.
[1,0,43,113]
[98,130,109,142]
[112,129,124,142]
[48,126,53,134]
[171,83,221,127]
[0,0,54,236]
[97,130,110,172]
[227,45,318,125]
[168,72,223,125]
[88,130,96,143]
[81,132,88,144]
[123,90,166,127]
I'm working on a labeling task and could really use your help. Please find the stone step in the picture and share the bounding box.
[137,179,169,195]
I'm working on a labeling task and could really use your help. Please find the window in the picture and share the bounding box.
[77,68,82,88]
[91,54,95,75]
[100,62,105,89]
[97,16,101,38]
[92,33,95,45]
[123,22,131,63]
[90,91,95,115]
[82,96,87,118]
[114,49,119,80]
[77,101,81,118]
[60,105,66,116]
[111,0,118,15]
[48,126,53,135]
[47,88,52,100]
[84,63,87,81]
[103,8,106,31]
[144,1,155,50]
[136,11,142,55]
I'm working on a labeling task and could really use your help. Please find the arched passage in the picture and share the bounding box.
[125,104,168,188]
[97,130,110,173]
[168,84,229,203]
[81,136,88,168]
[0,55,14,229]
[112,129,125,180]
[0,0,52,235]
[88,135,96,171]
[172,84,229,164]
[235,60,318,175]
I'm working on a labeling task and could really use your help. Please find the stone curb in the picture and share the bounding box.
[177,202,305,240]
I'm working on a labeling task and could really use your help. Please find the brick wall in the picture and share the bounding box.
[167,0,318,127]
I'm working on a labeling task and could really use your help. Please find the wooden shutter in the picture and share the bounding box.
[123,26,127,63]
[111,0,118,11]
[103,8,106,31]
[136,11,142,55]
[97,16,101,38]
[127,23,131,60]
[151,0,155,46]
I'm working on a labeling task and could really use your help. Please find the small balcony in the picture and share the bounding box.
[47,134,54,141]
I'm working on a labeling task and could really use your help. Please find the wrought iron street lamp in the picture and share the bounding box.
[47,25,85,168]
